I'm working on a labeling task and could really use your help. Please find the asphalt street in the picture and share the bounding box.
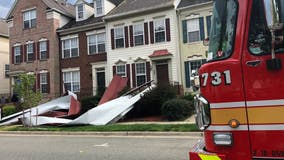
[0,134,200,160]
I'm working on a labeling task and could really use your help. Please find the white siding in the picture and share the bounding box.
[106,9,181,87]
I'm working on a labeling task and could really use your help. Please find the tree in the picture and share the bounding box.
[13,74,42,124]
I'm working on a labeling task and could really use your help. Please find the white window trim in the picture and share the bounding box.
[114,26,125,48]
[4,64,9,78]
[39,41,47,60]
[23,9,36,28]
[154,19,166,43]
[87,33,106,55]
[95,0,104,17]
[187,18,201,43]
[133,23,144,46]
[26,41,35,62]
[62,69,80,93]
[135,62,146,86]
[116,64,127,77]
[77,4,85,20]
[61,38,79,59]
[40,72,48,94]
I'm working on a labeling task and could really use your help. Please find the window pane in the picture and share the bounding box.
[137,75,146,86]
[31,19,36,28]
[154,19,165,32]
[187,19,199,32]
[98,44,105,52]
[30,10,36,19]
[23,12,29,21]
[188,31,200,42]
[115,27,124,38]
[71,48,78,57]
[136,63,146,75]
[115,38,124,48]
[63,72,71,83]
[134,24,143,35]
[71,38,78,47]
[88,35,96,44]
[63,40,70,49]
[24,21,30,29]
[155,32,165,42]
[64,49,70,58]
[134,35,144,46]
[89,45,97,54]
[97,33,105,44]
[72,71,80,82]
[116,65,126,77]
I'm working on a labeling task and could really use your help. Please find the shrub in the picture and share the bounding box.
[181,93,195,101]
[2,105,17,117]
[161,99,194,121]
[80,95,101,114]
[127,84,177,118]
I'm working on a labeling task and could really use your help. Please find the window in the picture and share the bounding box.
[134,23,144,46]
[185,59,206,87]
[96,0,103,16]
[248,0,284,55]
[40,41,47,60]
[63,70,80,92]
[26,43,34,62]
[116,65,126,77]
[88,33,106,54]
[62,38,79,58]
[40,73,48,93]
[187,18,200,42]
[114,27,124,48]
[77,4,84,19]
[154,19,166,43]
[136,62,146,86]
[5,64,9,78]
[208,0,238,60]
[14,46,21,64]
[23,9,36,29]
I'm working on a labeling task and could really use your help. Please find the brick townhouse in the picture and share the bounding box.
[57,0,123,98]
[6,0,75,99]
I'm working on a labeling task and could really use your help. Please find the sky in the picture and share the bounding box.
[0,0,92,19]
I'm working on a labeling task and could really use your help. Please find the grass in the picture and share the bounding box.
[0,124,199,132]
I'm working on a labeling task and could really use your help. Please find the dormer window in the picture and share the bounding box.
[77,4,84,20]
[95,0,103,16]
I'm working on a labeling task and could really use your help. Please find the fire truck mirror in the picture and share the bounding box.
[263,0,284,31]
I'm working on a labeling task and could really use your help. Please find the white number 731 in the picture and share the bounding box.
[201,70,231,87]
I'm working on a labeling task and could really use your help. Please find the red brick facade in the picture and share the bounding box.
[8,0,68,99]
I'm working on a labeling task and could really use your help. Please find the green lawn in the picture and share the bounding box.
[0,124,199,132]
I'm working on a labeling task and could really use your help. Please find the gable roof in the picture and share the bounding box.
[7,0,75,19]
[0,19,8,38]
[177,0,212,9]
[105,0,174,20]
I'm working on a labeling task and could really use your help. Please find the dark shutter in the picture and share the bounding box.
[11,47,14,64]
[182,20,188,43]
[47,72,50,93]
[37,42,40,60]
[111,29,115,49]
[46,40,49,59]
[199,17,205,40]
[124,26,129,48]
[149,21,154,44]
[126,64,130,87]
[33,42,36,61]
[185,61,190,88]
[129,25,134,47]
[165,18,171,42]
[112,66,116,75]
[132,63,136,88]
[144,22,149,45]
[146,62,150,82]
[37,74,40,89]
[206,16,212,37]
[22,45,25,63]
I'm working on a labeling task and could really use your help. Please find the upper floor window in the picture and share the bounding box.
[88,33,106,55]
[63,70,80,92]
[116,64,126,77]
[77,4,84,19]
[187,18,200,43]
[115,27,125,48]
[135,62,146,86]
[96,0,103,16]
[154,19,166,43]
[40,41,47,60]
[14,46,21,64]
[62,38,79,58]
[5,64,9,78]
[23,9,36,29]
[40,73,48,94]
[26,43,34,62]
[134,23,144,46]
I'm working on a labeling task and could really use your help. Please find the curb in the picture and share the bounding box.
[0,131,203,137]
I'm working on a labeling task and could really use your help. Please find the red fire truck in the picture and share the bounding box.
[190,0,284,160]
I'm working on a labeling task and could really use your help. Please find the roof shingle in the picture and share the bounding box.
[177,0,212,9]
